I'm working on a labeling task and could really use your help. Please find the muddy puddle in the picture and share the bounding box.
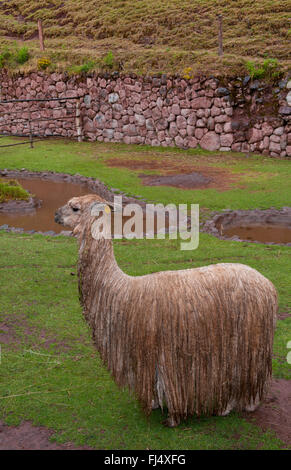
[0,178,91,233]
[140,172,212,189]
[223,224,291,244]
[203,208,291,245]
[0,174,182,236]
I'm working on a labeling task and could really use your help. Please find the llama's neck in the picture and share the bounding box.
[77,228,126,322]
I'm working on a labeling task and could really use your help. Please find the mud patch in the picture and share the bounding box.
[140,172,212,189]
[0,421,92,450]
[243,379,291,448]
[277,312,291,321]
[0,322,19,345]
[203,207,291,246]
[107,158,242,191]
[0,314,71,352]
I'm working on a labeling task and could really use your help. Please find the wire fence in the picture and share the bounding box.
[0,96,84,148]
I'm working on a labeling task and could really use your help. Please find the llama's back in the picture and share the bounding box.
[127,262,277,419]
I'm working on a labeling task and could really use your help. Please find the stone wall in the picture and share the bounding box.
[0,72,290,157]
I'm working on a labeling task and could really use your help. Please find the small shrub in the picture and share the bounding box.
[262,58,281,79]
[246,58,281,80]
[70,60,95,74]
[79,60,95,73]
[0,47,12,68]
[15,46,29,64]
[103,51,114,68]
[246,61,264,79]
[37,57,51,70]
[1,47,12,61]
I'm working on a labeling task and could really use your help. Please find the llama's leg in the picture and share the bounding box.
[244,394,261,412]
[163,415,181,427]
[151,397,160,410]
[217,399,236,417]
[152,367,163,410]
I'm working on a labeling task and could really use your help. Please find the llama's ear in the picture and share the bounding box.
[90,202,109,217]
[105,200,123,212]
[90,200,122,216]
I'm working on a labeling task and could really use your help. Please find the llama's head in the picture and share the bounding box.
[55,194,114,233]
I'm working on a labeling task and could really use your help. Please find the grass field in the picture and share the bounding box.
[0,137,290,449]
[0,1,290,75]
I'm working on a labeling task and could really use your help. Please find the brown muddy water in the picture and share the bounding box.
[0,178,90,233]
[204,207,291,245]
[223,224,291,244]
[0,177,177,236]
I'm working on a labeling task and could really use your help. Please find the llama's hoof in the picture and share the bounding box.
[244,394,261,412]
[218,409,231,417]
[151,399,160,410]
[163,417,180,428]
[217,399,237,417]
[244,402,261,412]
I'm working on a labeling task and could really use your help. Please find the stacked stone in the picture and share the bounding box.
[82,76,232,151]
[0,72,80,138]
[0,71,290,157]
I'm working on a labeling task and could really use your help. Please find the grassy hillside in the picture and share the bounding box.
[0,1,290,75]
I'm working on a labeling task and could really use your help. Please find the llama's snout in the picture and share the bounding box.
[54,209,63,224]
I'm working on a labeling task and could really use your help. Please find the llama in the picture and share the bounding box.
[55,195,278,427]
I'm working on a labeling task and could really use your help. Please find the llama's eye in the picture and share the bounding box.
[72,207,79,212]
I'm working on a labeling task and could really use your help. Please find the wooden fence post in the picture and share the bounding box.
[28,110,34,148]
[218,14,223,57]
[75,101,82,142]
[38,20,45,52]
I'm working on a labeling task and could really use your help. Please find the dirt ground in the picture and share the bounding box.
[0,421,92,450]
[243,379,291,448]
[0,315,71,352]
[0,378,289,449]
[106,158,243,191]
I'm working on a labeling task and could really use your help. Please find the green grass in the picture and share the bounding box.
[0,1,290,75]
[0,137,290,449]
[0,136,291,210]
[0,177,30,202]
